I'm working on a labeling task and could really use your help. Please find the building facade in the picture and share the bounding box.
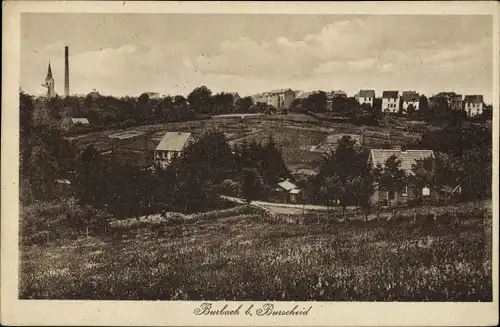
[355,90,375,107]
[381,91,400,113]
[368,149,435,207]
[463,95,484,117]
[263,89,296,110]
[432,92,463,111]
[402,91,420,112]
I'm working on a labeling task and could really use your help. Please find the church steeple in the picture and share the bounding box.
[46,62,53,80]
[43,61,55,98]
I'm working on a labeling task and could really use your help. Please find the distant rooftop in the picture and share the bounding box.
[370,149,434,173]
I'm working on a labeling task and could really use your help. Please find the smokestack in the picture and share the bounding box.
[64,46,69,96]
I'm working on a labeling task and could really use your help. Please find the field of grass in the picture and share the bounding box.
[20,201,492,301]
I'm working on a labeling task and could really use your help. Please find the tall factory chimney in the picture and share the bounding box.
[64,45,69,96]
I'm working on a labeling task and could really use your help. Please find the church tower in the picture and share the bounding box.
[43,62,55,98]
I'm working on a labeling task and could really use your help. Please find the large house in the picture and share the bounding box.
[381,91,400,113]
[263,89,296,110]
[154,132,195,168]
[355,90,375,107]
[401,91,420,112]
[431,92,463,111]
[368,148,434,207]
[463,95,484,117]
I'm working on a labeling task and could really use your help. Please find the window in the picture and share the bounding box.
[402,186,408,196]
[389,190,396,200]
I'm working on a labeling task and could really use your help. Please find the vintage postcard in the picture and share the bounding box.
[1,1,499,326]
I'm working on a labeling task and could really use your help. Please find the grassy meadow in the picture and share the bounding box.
[19,201,492,301]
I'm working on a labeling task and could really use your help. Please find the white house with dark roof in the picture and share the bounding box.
[463,95,484,117]
[402,91,420,112]
[368,148,435,206]
[154,132,195,168]
[382,91,400,113]
[355,90,375,107]
[61,117,90,131]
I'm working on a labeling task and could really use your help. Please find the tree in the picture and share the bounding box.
[188,85,212,114]
[212,92,234,115]
[373,155,407,209]
[418,95,430,118]
[406,103,416,116]
[242,168,264,201]
[303,91,327,113]
[259,135,290,186]
[315,136,369,215]
[235,96,253,113]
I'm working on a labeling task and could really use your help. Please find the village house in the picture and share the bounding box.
[368,148,435,207]
[463,95,484,117]
[263,89,296,110]
[270,180,302,204]
[431,92,463,111]
[329,90,347,98]
[381,91,400,113]
[355,90,375,107]
[154,132,195,168]
[61,117,90,131]
[402,91,420,112]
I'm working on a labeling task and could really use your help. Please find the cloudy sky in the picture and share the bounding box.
[21,13,493,102]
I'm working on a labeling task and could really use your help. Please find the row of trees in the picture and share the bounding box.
[30,86,261,133]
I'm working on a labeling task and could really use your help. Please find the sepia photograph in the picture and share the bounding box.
[2,1,499,326]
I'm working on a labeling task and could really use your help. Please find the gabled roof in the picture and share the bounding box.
[402,91,419,102]
[155,132,192,152]
[71,118,89,124]
[463,95,483,104]
[435,92,462,99]
[369,149,434,172]
[382,91,399,99]
[359,90,375,98]
[277,180,298,191]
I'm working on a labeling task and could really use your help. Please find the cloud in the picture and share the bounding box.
[20,16,493,101]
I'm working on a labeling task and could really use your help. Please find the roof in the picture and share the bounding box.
[155,132,192,152]
[463,95,483,104]
[71,118,89,124]
[359,90,375,98]
[330,90,347,97]
[369,149,434,172]
[46,62,53,79]
[382,91,399,99]
[55,179,70,184]
[268,88,294,95]
[289,189,301,194]
[277,180,298,191]
[402,91,419,102]
[435,92,462,99]
[296,91,316,99]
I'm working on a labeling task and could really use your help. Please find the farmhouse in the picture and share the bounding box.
[271,180,302,204]
[402,91,420,112]
[61,117,90,131]
[463,95,484,117]
[382,91,400,113]
[355,90,375,107]
[154,132,195,168]
[368,148,434,207]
